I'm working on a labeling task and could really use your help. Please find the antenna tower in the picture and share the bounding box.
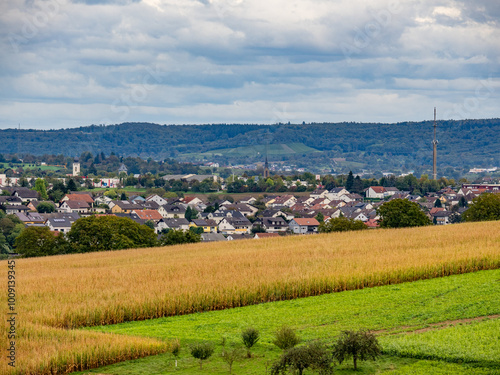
[432,108,438,180]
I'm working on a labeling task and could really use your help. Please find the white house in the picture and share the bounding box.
[288,218,319,234]
[327,188,349,201]
[366,186,387,199]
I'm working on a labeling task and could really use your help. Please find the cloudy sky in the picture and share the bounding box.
[0,0,499,129]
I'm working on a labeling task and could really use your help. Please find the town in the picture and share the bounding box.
[1,153,499,258]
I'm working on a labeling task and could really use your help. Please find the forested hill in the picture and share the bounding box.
[1,119,499,170]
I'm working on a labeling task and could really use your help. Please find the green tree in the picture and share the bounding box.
[434,198,442,208]
[37,202,55,213]
[185,206,197,221]
[273,325,301,351]
[241,327,260,358]
[144,220,155,230]
[458,195,468,208]
[332,330,381,371]
[318,217,368,232]
[66,178,78,192]
[190,342,214,369]
[377,199,431,228]
[315,212,325,223]
[34,178,48,200]
[345,171,354,191]
[68,216,157,253]
[15,227,68,257]
[160,229,201,246]
[462,193,500,222]
[221,344,243,374]
[271,342,333,375]
[189,226,204,235]
[120,192,127,200]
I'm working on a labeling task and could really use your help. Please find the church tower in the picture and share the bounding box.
[73,158,80,176]
[264,156,270,179]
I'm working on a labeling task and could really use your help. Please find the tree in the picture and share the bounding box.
[144,220,155,230]
[271,342,333,375]
[66,178,77,192]
[345,171,354,191]
[332,330,381,370]
[221,344,243,374]
[377,199,431,228]
[352,175,364,194]
[34,178,48,200]
[36,202,55,213]
[68,216,158,253]
[185,206,197,221]
[160,229,201,246]
[273,325,301,351]
[458,195,468,208]
[315,212,325,223]
[318,217,368,232]
[190,342,214,369]
[462,193,500,222]
[120,192,127,200]
[241,327,260,358]
[15,227,68,257]
[434,198,442,208]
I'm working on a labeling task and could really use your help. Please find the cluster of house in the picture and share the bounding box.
[1,183,499,243]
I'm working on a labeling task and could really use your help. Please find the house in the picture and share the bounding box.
[260,209,294,221]
[434,211,452,225]
[133,210,163,223]
[269,195,297,208]
[226,233,253,241]
[218,215,253,235]
[46,217,73,233]
[221,203,258,217]
[59,200,90,214]
[139,200,160,210]
[61,193,94,205]
[289,218,319,234]
[190,219,218,233]
[259,217,289,233]
[254,233,280,239]
[239,196,257,205]
[114,212,147,226]
[161,218,190,231]
[158,204,187,218]
[14,212,46,225]
[13,188,39,202]
[111,200,144,214]
[200,233,227,242]
[3,205,30,215]
[146,194,168,206]
[384,187,401,196]
[340,193,364,203]
[310,189,329,199]
[202,211,227,224]
[0,196,23,206]
[183,197,204,206]
[366,186,387,199]
[327,187,349,200]
[94,195,113,206]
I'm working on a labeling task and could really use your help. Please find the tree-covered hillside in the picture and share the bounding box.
[1,119,498,172]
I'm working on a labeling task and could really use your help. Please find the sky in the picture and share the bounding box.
[0,0,499,129]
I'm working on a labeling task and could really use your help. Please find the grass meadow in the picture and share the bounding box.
[81,269,500,374]
[1,221,499,374]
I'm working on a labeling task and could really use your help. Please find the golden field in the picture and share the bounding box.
[1,221,500,374]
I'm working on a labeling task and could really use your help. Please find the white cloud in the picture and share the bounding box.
[0,0,498,129]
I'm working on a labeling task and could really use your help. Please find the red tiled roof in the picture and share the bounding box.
[64,194,94,203]
[370,186,386,193]
[134,210,163,221]
[292,218,320,226]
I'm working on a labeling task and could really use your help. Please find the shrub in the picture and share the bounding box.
[190,342,214,369]
[318,216,368,232]
[273,325,300,350]
[332,330,381,370]
[241,327,260,357]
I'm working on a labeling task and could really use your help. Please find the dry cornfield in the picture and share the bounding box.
[1,221,500,374]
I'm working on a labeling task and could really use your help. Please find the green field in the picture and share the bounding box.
[77,269,500,374]
[182,143,320,160]
[0,162,63,171]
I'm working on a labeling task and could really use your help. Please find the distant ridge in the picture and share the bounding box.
[1,119,499,169]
